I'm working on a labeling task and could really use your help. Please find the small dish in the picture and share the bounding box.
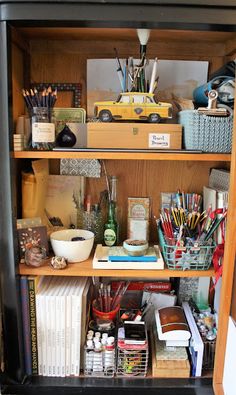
[123,239,149,256]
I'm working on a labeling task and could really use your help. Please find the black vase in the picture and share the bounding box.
[56,125,77,147]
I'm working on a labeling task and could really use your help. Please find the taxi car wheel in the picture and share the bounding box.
[148,113,161,123]
[99,110,113,122]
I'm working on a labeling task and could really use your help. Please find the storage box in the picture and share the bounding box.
[179,110,233,153]
[87,123,182,149]
[151,327,190,378]
[116,326,149,377]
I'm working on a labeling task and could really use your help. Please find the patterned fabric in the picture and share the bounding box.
[60,158,101,178]
[155,338,188,361]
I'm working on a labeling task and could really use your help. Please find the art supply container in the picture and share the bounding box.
[84,332,116,377]
[158,226,216,270]
[116,326,149,377]
[179,110,233,153]
[77,207,104,244]
[30,107,55,150]
[92,299,120,323]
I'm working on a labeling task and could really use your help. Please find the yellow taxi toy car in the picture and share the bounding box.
[94,92,172,123]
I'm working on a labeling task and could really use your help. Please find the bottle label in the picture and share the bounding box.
[32,122,55,143]
[104,229,116,246]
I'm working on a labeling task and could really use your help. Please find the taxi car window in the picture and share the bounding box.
[133,95,145,104]
[119,95,130,103]
[146,96,153,103]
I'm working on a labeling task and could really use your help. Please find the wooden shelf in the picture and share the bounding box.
[19,257,215,277]
[12,150,231,162]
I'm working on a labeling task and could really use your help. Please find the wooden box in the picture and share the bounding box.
[87,123,182,149]
[151,335,190,378]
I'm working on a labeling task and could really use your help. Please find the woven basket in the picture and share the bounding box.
[179,110,233,153]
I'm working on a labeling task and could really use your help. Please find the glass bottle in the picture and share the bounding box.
[110,175,120,244]
[104,201,117,247]
[30,107,55,150]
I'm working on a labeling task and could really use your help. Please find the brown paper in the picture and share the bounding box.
[22,159,49,225]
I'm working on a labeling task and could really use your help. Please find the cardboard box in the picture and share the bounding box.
[87,122,182,149]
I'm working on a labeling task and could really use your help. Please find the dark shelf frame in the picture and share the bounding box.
[0,1,234,394]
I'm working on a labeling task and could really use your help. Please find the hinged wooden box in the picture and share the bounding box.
[87,123,182,149]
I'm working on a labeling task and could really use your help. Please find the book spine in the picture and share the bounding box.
[74,294,82,376]
[60,294,66,377]
[46,295,52,376]
[20,276,32,375]
[51,294,56,377]
[28,277,38,375]
[70,294,76,376]
[36,294,42,375]
[112,281,171,292]
[41,291,47,376]
[65,293,72,376]
[55,293,61,377]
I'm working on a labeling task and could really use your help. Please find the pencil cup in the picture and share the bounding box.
[30,107,55,150]
[92,299,120,323]
[77,208,104,244]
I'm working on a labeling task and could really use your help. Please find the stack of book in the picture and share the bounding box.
[20,276,90,377]
[92,244,164,270]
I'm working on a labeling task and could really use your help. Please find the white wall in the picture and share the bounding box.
[223,316,236,395]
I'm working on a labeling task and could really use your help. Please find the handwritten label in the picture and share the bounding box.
[148,133,170,148]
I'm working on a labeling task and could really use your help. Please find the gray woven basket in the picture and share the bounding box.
[179,110,233,153]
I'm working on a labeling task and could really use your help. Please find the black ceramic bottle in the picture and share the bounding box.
[56,124,77,147]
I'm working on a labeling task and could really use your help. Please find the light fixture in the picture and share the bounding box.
[137,29,151,56]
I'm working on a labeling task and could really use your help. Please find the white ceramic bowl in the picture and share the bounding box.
[50,229,94,263]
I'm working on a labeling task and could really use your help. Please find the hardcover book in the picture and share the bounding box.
[108,246,157,262]
[20,276,32,375]
[28,275,42,375]
[92,244,164,270]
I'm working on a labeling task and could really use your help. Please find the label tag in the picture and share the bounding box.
[32,122,55,143]
[149,133,170,148]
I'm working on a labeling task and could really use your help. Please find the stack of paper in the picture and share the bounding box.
[92,244,164,270]
[36,276,88,377]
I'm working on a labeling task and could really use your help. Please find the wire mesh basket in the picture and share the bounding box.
[202,338,216,370]
[179,110,233,153]
[116,325,149,377]
[116,346,149,377]
[158,226,215,270]
[84,343,116,377]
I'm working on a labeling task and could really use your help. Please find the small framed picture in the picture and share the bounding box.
[17,226,48,262]
[31,82,82,107]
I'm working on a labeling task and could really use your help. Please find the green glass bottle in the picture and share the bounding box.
[110,175,120,244]
[104,200,117,246]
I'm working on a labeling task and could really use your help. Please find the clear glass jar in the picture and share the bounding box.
[30,107,55,150]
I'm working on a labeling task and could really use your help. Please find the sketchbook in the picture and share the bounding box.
[92,244,164,270]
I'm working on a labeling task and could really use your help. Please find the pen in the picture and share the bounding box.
[205,211,227,241]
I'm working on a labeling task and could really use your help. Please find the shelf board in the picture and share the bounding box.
[12,150,231,161]
[19,257,215,277]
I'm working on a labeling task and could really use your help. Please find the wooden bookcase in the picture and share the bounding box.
[1,2,236,395]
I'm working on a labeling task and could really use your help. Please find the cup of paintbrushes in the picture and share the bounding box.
[92,298,120,323]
